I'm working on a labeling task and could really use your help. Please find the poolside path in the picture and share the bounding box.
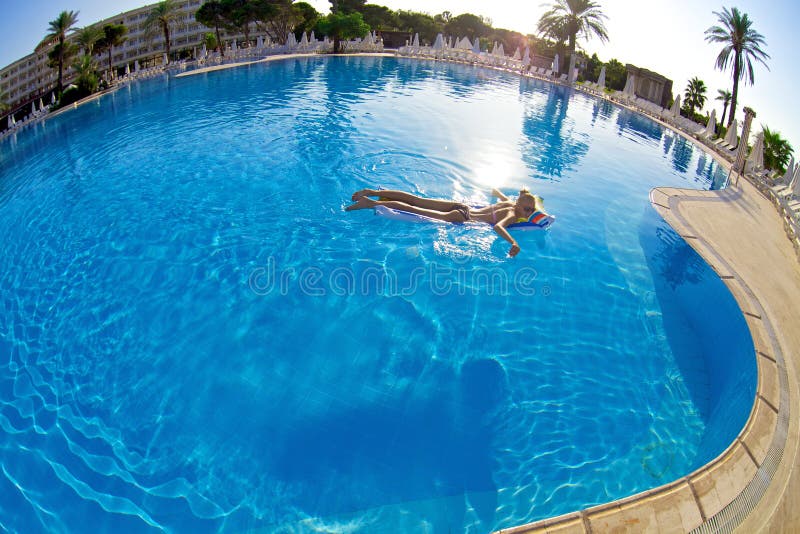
[650,176,800,533]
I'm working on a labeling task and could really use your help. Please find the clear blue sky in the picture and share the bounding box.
[2,0,798,151]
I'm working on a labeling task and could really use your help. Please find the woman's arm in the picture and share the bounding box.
[491,188,509,201]
[493,214,521,257]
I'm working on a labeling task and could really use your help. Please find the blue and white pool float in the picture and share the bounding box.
[374,205,555,230]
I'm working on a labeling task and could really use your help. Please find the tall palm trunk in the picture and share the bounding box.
[720,102,729,128]
[163,25,171,62]
[107,48,113,80]
[57,37,65,94]
[728,51,741,127]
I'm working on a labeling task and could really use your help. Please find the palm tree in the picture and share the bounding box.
[76,25,104,57]
[143,0,182,63]
[37,11,80,96]
[73,55,99,95]
[762,126,793,174]
[715,89,732,128]
[537,0,608,74]
[97,24,128,81]
[683,77,707,118]
[705,7,769,128]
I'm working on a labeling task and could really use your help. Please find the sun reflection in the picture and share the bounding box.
[465,143,530,194]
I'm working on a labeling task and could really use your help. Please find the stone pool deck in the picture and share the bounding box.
[497,173,800,532]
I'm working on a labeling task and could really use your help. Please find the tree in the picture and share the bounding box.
[47,42,80,93]
[316,11,369,53]
[583,52,602,82]
[37,10,80,96]
[444,13,489,42]
[293,2,321,38]
[361,4,398,31]
[537,0,608,74]
[73,54,99,94]
[221,0,260,45]
[258,0,300,45]
[203,32,218,51]
[715,88,732,129]
[329,0,366,15]
[603,58,626,91]
[683,77,707,118]
[762,126,793,174]
[196,1,228,56]
[143,0,182,62]
[76,25,104,57]
[705,7,769,128]
[396,11,440,44]
[434,11,452,24]
[97,24,128,80]
[0,90,9,112]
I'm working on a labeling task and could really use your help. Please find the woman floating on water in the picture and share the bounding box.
[346,188,544,257]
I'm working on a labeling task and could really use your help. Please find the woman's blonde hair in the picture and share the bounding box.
[518,188,542,205]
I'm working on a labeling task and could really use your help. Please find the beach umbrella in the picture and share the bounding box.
[300,32,308,46]
[497,43,505,57]
[412,33,419,47]
[670,95,681,117]
[724,118,738,146]
[51,92,55,105]
[472,37,481,53]
[597,66,606,89]
[310,31,316,42]
[747,130,764,171]
[552,53,560,74]
[522,46,530,66]
[135,60,140,72]
[163,53,168,65]
[782,157,796,183]
[8,116,13,129]
[39,98,44,110]
[623,74,636,96]
[433,33,444,50]
[232,39,238,52]
[513,47,521,60]
[703,109,717,137]
[31,102,36,114]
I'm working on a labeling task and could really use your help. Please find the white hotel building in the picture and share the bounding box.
[1,0,269,113]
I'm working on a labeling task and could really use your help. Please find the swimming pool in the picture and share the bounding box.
[0,56,756,532]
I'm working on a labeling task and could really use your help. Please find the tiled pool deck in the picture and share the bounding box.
[497,130,800,532]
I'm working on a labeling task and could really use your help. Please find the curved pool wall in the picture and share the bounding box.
[0,56,755,532]
[639,207,756,465]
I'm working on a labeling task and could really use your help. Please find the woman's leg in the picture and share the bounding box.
[346,197,467,222]
[351,189,461,212]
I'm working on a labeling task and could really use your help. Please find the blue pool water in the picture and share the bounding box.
[0,56,755,532]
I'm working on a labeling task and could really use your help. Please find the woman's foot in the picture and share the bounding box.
[351,189,377,201]
[345,196,377,211]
